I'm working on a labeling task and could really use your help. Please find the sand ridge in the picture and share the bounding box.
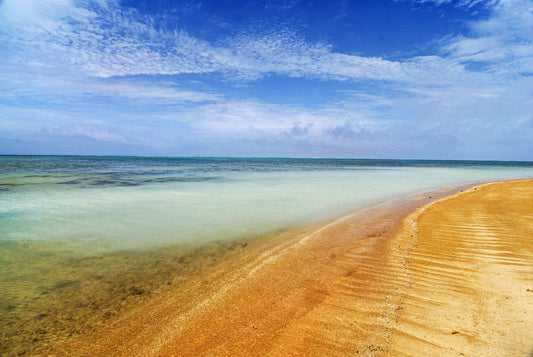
[386,180,533,356]
[55,180,533,356]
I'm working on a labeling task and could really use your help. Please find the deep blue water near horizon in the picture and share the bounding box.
[1,155,533,354]
[2,155,533,191]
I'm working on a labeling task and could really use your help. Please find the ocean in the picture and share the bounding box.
[3,156,533,250]
[1,156,532,354]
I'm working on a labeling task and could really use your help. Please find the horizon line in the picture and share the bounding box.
[1,154,533,164]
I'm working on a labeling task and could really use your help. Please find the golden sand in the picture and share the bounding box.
[54,180,533,356]
[387,180,533,356]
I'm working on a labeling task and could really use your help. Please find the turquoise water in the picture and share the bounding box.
[2,156,533,252]
[1,156,533,354]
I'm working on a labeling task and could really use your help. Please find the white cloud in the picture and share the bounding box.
[0,68,219,106]
[0,0,491,85]
[177,99,386,141]
[406,0,495,8]
[442,0,533,77]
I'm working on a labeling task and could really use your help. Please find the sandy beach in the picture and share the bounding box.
[51,179,533,356]
[3,0,532,354]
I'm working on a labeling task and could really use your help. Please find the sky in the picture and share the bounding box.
[0,0,531,159]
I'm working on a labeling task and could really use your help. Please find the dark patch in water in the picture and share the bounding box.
[89,179,141,187]
[118,181,141,186]
[56,180,82,185]
[52,280,80,290]
[91,179,117,186]
[142,176,218,184]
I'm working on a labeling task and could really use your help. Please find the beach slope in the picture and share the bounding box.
[387,179,533,356]
[58,180,533,356]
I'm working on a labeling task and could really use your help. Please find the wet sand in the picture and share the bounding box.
[42,180,533,355]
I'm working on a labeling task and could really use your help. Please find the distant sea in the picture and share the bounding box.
[1,156,532,354]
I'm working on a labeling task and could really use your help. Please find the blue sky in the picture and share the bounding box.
[0,0,531,159]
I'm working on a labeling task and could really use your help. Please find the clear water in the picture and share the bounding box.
[1,156,533,354]
[2,156,533,252]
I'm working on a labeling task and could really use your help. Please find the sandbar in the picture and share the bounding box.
[54,180,533,356]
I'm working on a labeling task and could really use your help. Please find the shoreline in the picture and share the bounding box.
[1,230,286,356]
[50,182,477,355]
[4,179,532,355]
[1,182,470,356]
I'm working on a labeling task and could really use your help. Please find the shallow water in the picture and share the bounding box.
[1,156,532,354]
[0,236,261,355]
